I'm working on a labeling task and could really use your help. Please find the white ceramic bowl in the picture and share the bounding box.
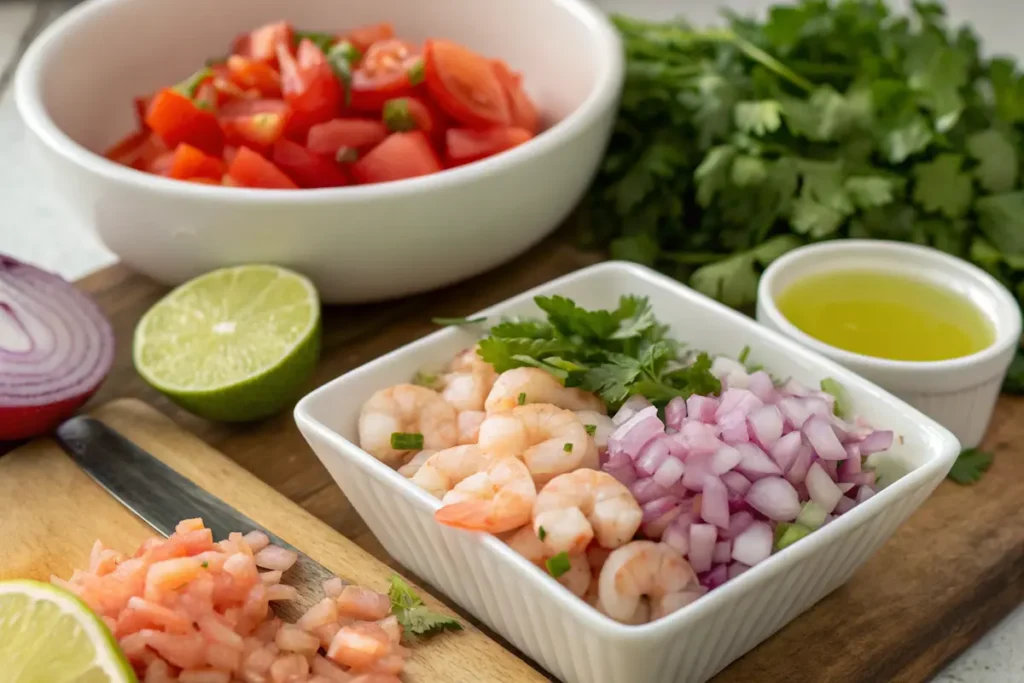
[757,240,1021,449]
[14,0,622,303]
[295,261,960,683]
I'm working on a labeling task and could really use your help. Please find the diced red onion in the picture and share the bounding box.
[609,406,664,457]
[844,443,862,461]
[711,356,747,381]
[770,431,802,473]
[641,496,681,523]
[731,521,772,566]
[746,371,776,403]
[735,443,783,480]
[718,410,750,444]
[664,396,687,430]
[835,496,856,515]
[803,416,847,460]
[710,445,742,475]
[701,564,729,590]
[0,256,115,441]
[725,511,755,540]
[612,395,653,425]
[652,455,685,488]
[746,477,801,521]
[728,562,750,579]
[663,521,690,555]
[664,433,689,458]
[686,394,720,423]
[700,476,730,529]
[859,430,894,454]
[635,437,671,475]
[819,459,839,480]
[839,451,862,481]
[780,377,810,396]
[642,505,684,539]
[679,421,722,455]
[856,486,875,504]
[786,445,813,484]
[629,477,669,505]
[806,462,843,513]
[688,524,717,573]
[749,405,784,449]
[852,471,876,487]
[716,389,764,420]
[837,482,855,494]
[777,397,812,429]
[720,471,752,497]
[713,541,732,564]
[681,453,713,491]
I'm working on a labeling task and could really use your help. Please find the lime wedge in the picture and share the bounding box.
[0,580,135,682]
[134,265,321,422]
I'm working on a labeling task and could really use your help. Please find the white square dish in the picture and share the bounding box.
[294,261,960,683]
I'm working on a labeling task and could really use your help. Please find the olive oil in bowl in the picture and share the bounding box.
[776,269,994,362]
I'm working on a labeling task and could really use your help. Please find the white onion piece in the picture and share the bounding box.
[710,445,742,475]
[749,405,784,448]
[612,395,653,426]
[732,521,772,566]
[735,443,783,480]
[700,476,730,529]
[711,356,747,381]
[746,477,801,521]
[688,524,717,573]
[803,417,847,460]
[806,462,843,513]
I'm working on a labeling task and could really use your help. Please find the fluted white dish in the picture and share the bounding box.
[295,260,960,683]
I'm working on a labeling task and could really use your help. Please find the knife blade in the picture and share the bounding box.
[54,415,336,619]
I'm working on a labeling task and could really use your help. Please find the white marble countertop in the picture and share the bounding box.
[0,1,1020,680]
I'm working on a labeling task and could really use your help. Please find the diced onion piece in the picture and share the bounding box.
[806,462,843,513]
[253,546,299,572]
[652,456,685,488]
[731,521,772,566]
[725,510,754,540]
[734,443,782,480]
[686,394,719,423]
[770,431,802,473]
[859,430,894,454]
[720,471,752,497]
[749,405,783,448]
[713,541,732,564]
[688,524,717,573]
[664,396,687,430]
[609,406,664,457]
[802,416,847,460]
[786,445,814,485]
[710,445,742,475]
[745,477,801,521]
[700,476,730,529]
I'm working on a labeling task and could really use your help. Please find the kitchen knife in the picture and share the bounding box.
[54,414,335,619]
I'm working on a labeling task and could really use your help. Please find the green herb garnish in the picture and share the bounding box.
[294,30,336,53]
[947,448,994,485]
[326,42,359,107]
[433,316,487,326]
[201,562,209,568]
[407,58,425,86]
[517,392,527,406]
[538,526,547,541]
[388,575,462,640]
[173,67,213,99]
[475,295,720,410]
[383,98,417,132]
[820,378,852,418]
[412,371,441,390]
[585,424,597,436]
[545,552,571,578]
[774,522,812,550]
[390,432,424,450]
[738,345,751,364]
[563,443,573,452]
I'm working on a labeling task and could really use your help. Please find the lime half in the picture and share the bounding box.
[134,265,321,422]
[0,580,135,682]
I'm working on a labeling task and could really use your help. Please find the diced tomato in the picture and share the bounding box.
[168,143,227,180]
[227,55,282,98]
[277,41,343,137]
[492,60,539,133]
[219,99,291,149]
[246,21,294,63]
[148,151,176,176]
[344,22,395,54]
[446,127,533,166]
[271,139,348,188]
[218,98,289,119]
[104,131,167,170]
[194,82,218,112]
[185,176,219,185]
[145,88,224,156]
[223,146,239,166]
[306,118,388,157]
[350,131,441,184]
[133,96,152,129]
[229,146,298,189]
[382,96,437,135]
[425,40,510,128]
[350,40,420,112]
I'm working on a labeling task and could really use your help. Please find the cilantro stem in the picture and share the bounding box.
[659,251,729,265]
[716,31,815,94]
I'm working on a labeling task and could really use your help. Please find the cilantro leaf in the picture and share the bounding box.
[975,192,1024,254]
[388,575,462,640]
[844,177,896,210]
[690,235,802,309]
[947,448,994,485]
[734,100,782,136]
[967,129,1019,193]
[912,154,973,219]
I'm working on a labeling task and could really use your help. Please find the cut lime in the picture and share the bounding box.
[0,580,136,682]
[134,265,321,422]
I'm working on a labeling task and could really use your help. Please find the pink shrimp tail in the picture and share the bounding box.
[434,501,524,534]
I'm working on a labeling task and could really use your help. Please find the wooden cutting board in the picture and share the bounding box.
[0,398,546,683]
[47,232,1024,682]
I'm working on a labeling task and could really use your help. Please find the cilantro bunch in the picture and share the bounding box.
[585,0,1024,389]
[475,295,720,410]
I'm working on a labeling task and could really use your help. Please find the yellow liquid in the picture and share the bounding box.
[776,269,993,362]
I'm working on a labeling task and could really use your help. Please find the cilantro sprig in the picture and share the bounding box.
[468,295,719,410]
[947,448,994,485]
[587,1,1024,388]
[388,575,462,640]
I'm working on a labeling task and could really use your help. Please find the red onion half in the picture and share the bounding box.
[0,255,114,440]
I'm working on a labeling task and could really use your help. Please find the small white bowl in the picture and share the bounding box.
[757,240,1021,449]
[14,0,622,303]
[295,261,960,683]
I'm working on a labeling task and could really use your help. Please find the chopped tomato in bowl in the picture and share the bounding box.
[101,19,543,190]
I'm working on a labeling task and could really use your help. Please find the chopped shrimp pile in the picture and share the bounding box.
[358,348,703,625]
[53,519,407,683]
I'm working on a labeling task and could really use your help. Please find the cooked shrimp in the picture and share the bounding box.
[440,347,498,412]
[359,385,458,467]
[574,410,614,470]
[485,368,606,414]
[598,541,700,623]
[457,410,486,445]
[478,404,590,485]
[533,469,642,556]
[397,450,436,478]
[410,445,492,499]
[505,527,591,597]
[434,457,536,533]
[584,581,650,625]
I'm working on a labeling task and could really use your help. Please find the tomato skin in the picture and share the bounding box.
[424,40,510,128]
[277,42,343,137]
[382,96,437,135]
[271,139,348,188]
[219,100,291,149]
[306,118,388,156]
[350,131,441,184]
[105,131,167,170]
[168,143,227,180]
[185,176,220,185]
[229,146,298,189]
[145,88,224,156]
[349,40,419,112]
[446,127,533,166]
[227,55,282,98]
[492,60,539,133]
[247,21,294,62]
[345,22,395,54]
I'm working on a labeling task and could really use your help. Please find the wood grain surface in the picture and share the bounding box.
[0,399,546,683]
[55,232,1024,682]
